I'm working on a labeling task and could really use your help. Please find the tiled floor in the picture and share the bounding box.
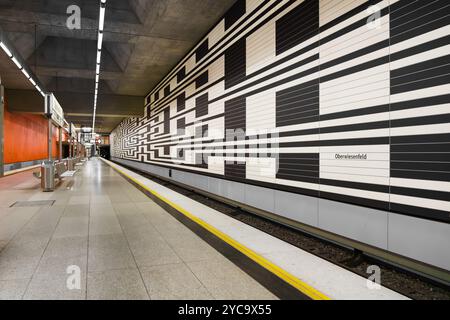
[0,158,277,300]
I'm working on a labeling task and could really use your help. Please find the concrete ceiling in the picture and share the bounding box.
[0,0,236,133]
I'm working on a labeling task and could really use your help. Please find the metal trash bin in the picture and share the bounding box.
[41,160,55,192]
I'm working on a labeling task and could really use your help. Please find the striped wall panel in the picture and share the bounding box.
[111,0,450,224]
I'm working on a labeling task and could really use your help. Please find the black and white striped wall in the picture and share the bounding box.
[111,0,450,272]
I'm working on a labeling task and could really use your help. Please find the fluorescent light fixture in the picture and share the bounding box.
[97,32,103,50]
[21,68,30,79]
[99,7,106,31]
[2,41,45,97]
[0,42,12,57]
[96,50,102,64]
[93,1,107,133]
[12,56,22,69]
[35,85,45,97]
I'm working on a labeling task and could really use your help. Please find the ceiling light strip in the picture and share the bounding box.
[92,0,107,132]
[0,40,45,97]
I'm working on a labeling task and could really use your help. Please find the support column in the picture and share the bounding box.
[47,117,52,161]
[69,137,72,158]
[0,83,4,177]
[58,126,62,161]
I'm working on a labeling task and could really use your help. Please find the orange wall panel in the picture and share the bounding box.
[3,102,61,164]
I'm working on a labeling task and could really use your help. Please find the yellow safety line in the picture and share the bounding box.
[104,159,331,300]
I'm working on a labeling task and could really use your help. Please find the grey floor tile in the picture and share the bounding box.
[69,190,91,197]
[27,192,55,201]
[68,195,90,205]
[43,237,87,259]
[90,204,115,216]
[187,258,278,300]
[89,215,122,236]
[88,234,136,272]
[126,232,181,267]
[34,255,87,280]
[23,275,86,300]
[123,190,151,202]
[51,197,70,207]
[141,208,180,227]
[31,205,65,222]
[0,238,48,261]
[0,207,40,242]
[135,201,167,216]
[10,234,51,250]
[63,204,90,217]
[91,195,111,205]
[152,220,196,238]
[0,279,30,300]
[0,257,40,281]
[0,209,10,221]
[113,202,141,216]
[156,226,223,263]
[16,206,63,240]
[53,217,89,238]
[87,268,149,300]
[140,263,213,300]
[0,190,35,208]
[31,236,88,280]
[116,213,153,234]
[108,193,132,203]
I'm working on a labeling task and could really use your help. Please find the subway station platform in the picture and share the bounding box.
[1,0,450,303]
[0,159,407,300]
[0,159,277,300]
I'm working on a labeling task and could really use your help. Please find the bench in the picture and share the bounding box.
[55,162,67,180]
[32,161,74,180]
[32,170,41,179]
[74,156,84,167]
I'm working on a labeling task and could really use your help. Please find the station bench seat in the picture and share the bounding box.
[32,159,82,180]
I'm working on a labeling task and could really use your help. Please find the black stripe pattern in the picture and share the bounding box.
[112,0,450,223]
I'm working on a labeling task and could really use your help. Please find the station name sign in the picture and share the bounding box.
[335,153,368,160]
[70,123,77,139]
[45,93,65,128]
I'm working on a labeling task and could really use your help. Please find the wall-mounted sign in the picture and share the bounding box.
[44,93,65,128]
[335,153,368,160]
[70,123,77,139]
